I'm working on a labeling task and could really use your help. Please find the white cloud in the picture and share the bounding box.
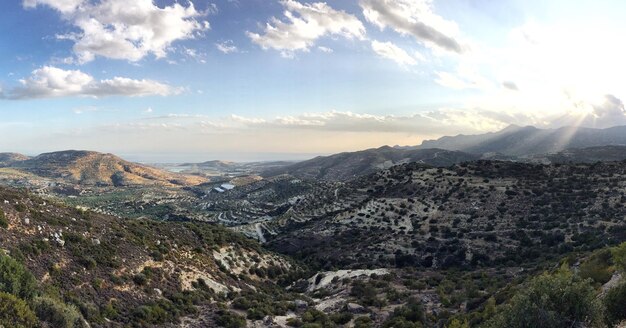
[24,0,210,63]
[371,40,417,66]
[317,46,333,53]
[360,0,464,54]
[215,40,238,54]
[247,0,365,57]
[2,66,180,99]
[23,0,82,13]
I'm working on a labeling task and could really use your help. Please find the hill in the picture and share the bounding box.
[10,150,207,187]
[420,124,626,156]
[262,146,480,181]
[0,152,30,166]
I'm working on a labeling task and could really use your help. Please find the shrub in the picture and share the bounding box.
[481,267,603,328]
[447,319,470,328]
[579,249,614,284]
[354,316,373,328]
[0,254,38,300]
[329,311,353,324]
[215,310,246,328]
[382,298,425,328]
[0,292,38,328]
[603,281,626,326]
[33,297,86,328]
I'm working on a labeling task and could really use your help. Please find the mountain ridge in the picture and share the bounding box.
[419,124,626,156]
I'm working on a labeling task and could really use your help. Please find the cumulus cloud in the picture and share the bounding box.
[371,40,418,66]
[1,66,179,99]
[247,0,365,57]
[23,0,210,63]
[360,0,464,54]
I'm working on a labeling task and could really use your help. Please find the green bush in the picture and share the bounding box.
[215,310,246,328]
[603,281,626,326]
[579,249,614,284]
[0,254,38,300]
[33,297,86,328]
[481,267,603,328]
[329,311,353,324]
[382,298,425,328]
[0,292,38,328]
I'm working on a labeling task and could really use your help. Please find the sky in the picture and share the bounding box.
[2,0,626,162]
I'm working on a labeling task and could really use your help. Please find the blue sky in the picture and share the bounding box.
[1,0,626,162]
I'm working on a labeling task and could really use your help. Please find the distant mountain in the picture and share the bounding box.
[263,146,480,181]
[0,152,30,166]
[419,124,626,156]
[10,150,206,187]
[180,160,237,169]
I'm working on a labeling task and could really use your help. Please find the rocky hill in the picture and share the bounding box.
[263,146,479,181]
[9,150,207,187]
[420,124,626,156]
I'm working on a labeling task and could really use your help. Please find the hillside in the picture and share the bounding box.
[262,160,626,270]
[420,124,626,156]
[0,186,300,327]
[263,146,479,181]
[10,150,207,187]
